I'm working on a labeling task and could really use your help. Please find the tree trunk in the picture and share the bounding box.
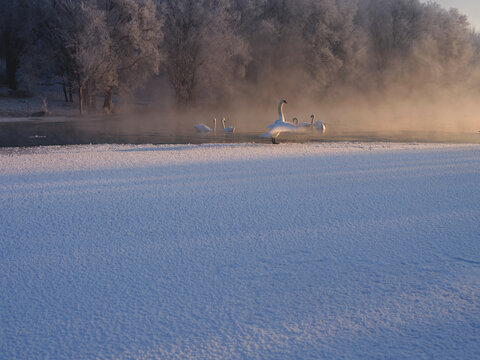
[84,87,90,113]
[5,32,19,90]
[90,93,97,113]
[103,89,114,114]
[79,87,84,115]
[68,82,73,102]
[62,80,68,102]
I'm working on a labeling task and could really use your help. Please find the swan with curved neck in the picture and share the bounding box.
[267,99,289,130]
[221,117,235,133]
[263,99,300,143]
[299,115,314,128]
[194,118,217,133]
[278,99,287,122]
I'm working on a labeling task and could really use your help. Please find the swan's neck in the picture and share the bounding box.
[213,118,217,131]
[278,102,285,122]
[222,119,226,129]
[311,115,315,124]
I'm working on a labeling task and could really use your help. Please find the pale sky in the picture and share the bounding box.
[433,0,480,30]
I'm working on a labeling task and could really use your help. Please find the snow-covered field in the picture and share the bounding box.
[0,86,77,118]
[1,143,479,359]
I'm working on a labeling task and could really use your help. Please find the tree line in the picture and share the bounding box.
[1,0,479,114]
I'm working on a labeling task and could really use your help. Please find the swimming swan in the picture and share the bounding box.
[221,117,235,133]
[314,116,326,133]
[195,118,217,133]
[299,114,315,128]
[302,114,326,133]
[267,99,289,129]
[262,99,299,143]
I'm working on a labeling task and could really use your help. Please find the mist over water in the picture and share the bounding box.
[128,0,480,137]
[131,89,480,139]
[2,0,480,141]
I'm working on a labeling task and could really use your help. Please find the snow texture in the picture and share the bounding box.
[1,143,479,359]
[0,85,78,118]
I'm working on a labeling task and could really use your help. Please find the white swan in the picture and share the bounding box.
[262,99,299,143]
[221,117,235,133]
[299,114,315,128]
[267,99,289,129]
[316,121,326,133]
[195,118,217,133]
[302,114,326,133]
[313,115,326,133]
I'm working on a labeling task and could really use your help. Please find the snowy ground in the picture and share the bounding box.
[1,143,479,359]
[0,85,78,118]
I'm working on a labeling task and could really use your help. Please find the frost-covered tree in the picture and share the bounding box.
[23,0,163,114]
[360,0,423,73]
[356,0,479,91]
[3,0,480,114]
[416,4,475,86]
[299,0,359,90]
[46,0,111,114]
[231,0,358,98]
[99,0,163,112]
[160,0,249,106]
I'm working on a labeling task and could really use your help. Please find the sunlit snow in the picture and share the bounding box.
[1,143,479,359]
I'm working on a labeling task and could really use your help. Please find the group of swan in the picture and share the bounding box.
[293,115,326,132]
[262,99,326,143]
[264,100,299,140]
[301,114,327,132]
[194,117,235,134]
[194,100,325,143]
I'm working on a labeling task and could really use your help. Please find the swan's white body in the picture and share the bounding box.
[299,115,315,128]
[194,124,213,133]
[314,120,326,133]
[301,114,326,133]
[221,117,235,133]
[195,118,217,133]
[262,100,299,143]
[263,121,298,138]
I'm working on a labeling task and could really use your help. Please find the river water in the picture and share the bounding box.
[1,116,479,147]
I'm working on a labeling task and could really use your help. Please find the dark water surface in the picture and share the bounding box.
[1,116,479,148]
